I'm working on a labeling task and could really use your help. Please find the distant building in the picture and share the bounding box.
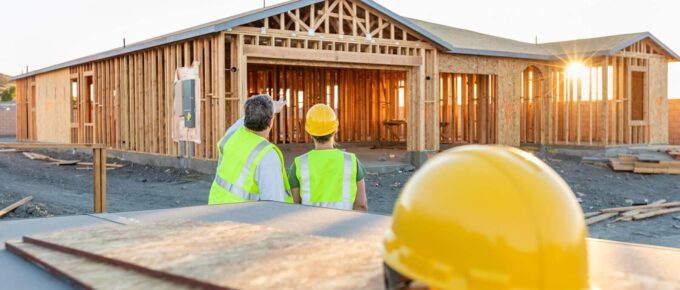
[10,0,679,165]
[0,101,16,137]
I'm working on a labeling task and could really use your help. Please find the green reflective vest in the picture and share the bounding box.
[209,127,292,204]
[294,149,358,210]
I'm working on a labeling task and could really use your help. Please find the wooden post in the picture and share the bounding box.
[601,57,609,146]
[93,147,107,213]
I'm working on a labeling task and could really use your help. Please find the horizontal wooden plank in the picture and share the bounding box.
[247,57,409,71]
[5,241,194,290]
[633,207,680,220]
[244,45,421,66]
[600,201,680,213]
[586,212,618,225]
[0,197,33,218]
[610,159,635,171]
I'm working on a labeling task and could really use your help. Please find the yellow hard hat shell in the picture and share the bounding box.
[305,104,339,136]
[383,145,589,290]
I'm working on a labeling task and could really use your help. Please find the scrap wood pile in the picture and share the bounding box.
[608,146,680,175]
[22,152,123,170]
[5,221,383,290]
[585,199,680,225]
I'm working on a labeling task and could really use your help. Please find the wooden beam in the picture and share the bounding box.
[93,148,107,213]
[601,57,609,145]
[243,45,421,66]
[0,196,33,218]
[312,0,339,31]
[247,58,408,71]
[288,10,309,31]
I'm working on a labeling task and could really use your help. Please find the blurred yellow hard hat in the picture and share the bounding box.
[305,104,339,136]
[383,145,589,290]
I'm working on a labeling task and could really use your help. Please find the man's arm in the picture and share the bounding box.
[287,162,302,204]
[353,179,368,211]
[291,188,301,204]
[255,150,289,202]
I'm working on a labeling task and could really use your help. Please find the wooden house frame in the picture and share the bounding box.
[12,0,679,165]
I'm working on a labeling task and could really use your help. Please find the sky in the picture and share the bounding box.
[1,0,678,97]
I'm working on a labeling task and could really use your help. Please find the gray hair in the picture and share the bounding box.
[244,94,274,132]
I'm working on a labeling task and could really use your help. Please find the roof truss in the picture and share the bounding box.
[240,0,428,43]
[615,37,679,60]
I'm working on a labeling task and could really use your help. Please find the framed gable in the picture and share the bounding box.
[233,0,436,46]
[614,36,679,61]
[622,38,670,57]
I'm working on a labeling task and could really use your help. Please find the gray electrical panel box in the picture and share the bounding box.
[182,79,196,128]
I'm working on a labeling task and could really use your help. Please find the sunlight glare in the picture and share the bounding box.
[567,61,587,80]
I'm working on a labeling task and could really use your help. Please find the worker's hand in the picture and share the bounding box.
[273,99,287,114]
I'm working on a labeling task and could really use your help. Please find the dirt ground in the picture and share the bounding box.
[0,149,211,219]
[1,149,679,248]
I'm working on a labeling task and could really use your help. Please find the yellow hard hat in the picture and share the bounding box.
[305,104,339,136]
[383,145,589,290]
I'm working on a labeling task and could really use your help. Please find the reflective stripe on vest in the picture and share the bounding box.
[212,140,270,201]
[216,127,238,167]
[214,174,259,201]
[299,151,354,210]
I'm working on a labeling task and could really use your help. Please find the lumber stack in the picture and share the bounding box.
[586,200,680,225]
[609,154,680,174]
[6,221,383,290]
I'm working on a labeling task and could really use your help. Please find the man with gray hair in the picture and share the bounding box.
[209,94,292,204]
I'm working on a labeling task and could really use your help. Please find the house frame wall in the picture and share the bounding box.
[13,0,672,164]
[438,38,670,147]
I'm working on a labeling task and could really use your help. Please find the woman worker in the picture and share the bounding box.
[288,104,368,211]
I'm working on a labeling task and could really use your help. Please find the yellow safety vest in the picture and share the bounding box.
[209,127,292,204]
[294,149,357,210]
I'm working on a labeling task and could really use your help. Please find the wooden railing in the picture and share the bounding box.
[0,143,107,213]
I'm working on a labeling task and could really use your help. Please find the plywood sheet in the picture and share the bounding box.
[648,57,668,144]
[6,241,197,290]
[35,68,71,143]
[22,221,383,290]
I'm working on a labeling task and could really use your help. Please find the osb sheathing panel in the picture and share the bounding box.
[439,54,499,75]
[20,221,383,290]
[439,54,549,146]
[648,56,668,144]
[35,69,71,143]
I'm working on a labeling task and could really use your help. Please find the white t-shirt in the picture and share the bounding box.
[223,118,288,202]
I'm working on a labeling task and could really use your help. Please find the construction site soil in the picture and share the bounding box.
[1,149,679,248]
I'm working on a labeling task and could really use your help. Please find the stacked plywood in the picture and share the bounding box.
[6,221,383,290]
[610,154,680,174]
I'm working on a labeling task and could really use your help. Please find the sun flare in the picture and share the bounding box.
[566,61,587,80]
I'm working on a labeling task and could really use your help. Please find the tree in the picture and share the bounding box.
[0,85,15,102]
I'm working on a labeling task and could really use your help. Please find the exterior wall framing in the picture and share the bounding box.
[12,0,674,166]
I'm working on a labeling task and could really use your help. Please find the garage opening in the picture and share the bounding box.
[247,64,408,145]
[440,73,497,144]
